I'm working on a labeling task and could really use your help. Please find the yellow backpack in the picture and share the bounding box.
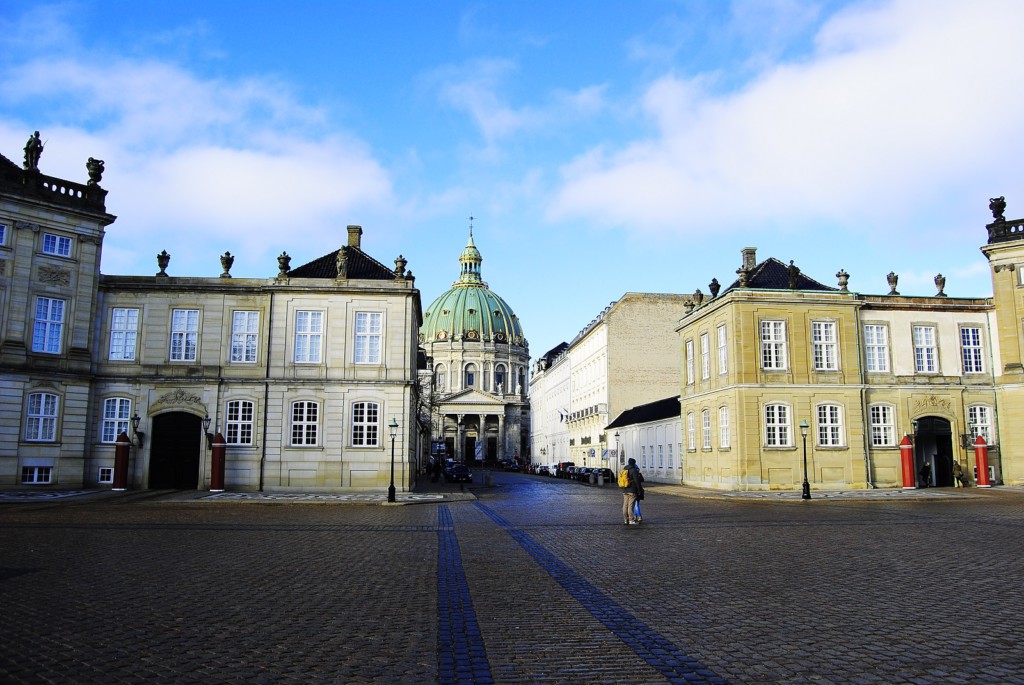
[617,468,630,488]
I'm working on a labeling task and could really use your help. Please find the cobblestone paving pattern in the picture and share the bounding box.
[2,475,1024,684]
[437,505,494,685]
[474,501,724,684]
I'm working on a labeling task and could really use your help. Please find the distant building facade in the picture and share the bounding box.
[1,140,423,492]
[529,293,692,472]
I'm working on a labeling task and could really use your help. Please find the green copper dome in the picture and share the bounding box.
[421,231,525,346]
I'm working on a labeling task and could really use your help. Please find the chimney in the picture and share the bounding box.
[347,225,363,249]
[742,247,757,271]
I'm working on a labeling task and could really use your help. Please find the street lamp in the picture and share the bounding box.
[614,431,621,465]
[799,419,811,500]
[388,417,399,503]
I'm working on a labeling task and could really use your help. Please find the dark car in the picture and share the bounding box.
[535,465,551,476]
[591,468,615,483]
[445,463,473,483]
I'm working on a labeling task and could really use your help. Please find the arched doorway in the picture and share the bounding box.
[914,416,955,487]
[148,412,203,489]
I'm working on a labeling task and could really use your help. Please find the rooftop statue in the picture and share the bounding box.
[23,131,43,171]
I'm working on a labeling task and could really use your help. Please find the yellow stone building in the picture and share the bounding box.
[677,246,1002,491]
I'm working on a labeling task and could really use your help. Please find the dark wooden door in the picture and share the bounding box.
[148,412,202,489]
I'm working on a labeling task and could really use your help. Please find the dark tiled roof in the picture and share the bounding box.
[541,342,568,363]
[288,246,397,280]
[606,396,680,429]
[724,257,836,293]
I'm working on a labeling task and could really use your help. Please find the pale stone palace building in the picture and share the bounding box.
[1,138,424,492]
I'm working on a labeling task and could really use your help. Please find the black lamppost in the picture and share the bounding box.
[799,418,811,499]
[387,417,399,503]
[614,431,621,466]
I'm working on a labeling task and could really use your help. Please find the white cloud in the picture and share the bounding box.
[0,14,393,277]
[548,0,1024,236]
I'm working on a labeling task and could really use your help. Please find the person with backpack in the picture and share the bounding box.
[619,457,645,525]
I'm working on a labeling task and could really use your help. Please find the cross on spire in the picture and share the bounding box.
[467,214,476,237]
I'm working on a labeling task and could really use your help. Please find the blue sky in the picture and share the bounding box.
[3,1,1023,358]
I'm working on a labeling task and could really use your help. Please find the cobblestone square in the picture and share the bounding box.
[2,474,1022,684]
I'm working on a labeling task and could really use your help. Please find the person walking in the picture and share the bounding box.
[620,457,645,525]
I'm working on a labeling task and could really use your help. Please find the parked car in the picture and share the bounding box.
[591,468,615,483]
[445,463,473,483]
[535,465,551,476]
[555,462,575,478]
[501,460,521,472]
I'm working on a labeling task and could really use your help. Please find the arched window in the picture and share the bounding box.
[465,363,477,388]
[494,364,506,392]
[764,403,792,447]
[351,401,380,447]
[434,364,446,392]
[816,404,844,446]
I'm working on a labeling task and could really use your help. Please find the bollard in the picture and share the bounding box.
[485,473,494,487]
[597,473,604,487]
[589,472,596,485]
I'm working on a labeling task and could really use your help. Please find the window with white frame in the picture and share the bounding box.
[863,324,890,373]
[33,297,65,354]
[658,444,664,468]
[435,364,447,392]
[290,401,319,446]
[817,404,843,446]
[764,403,791,447]
[42,233,72,257]
[640,445,646,468]
[702,409,712,449]
[101,398,131,443]
[97,467,114,484]
[22,466,52,484]
[25,392,58,441]
[465,363,476,388]
[960,326,984,374]
[667,442,674,468]
[968,405,992,443]
[812,321,839,371]
[719,406,730,448]
[231,311,259,363]
[687,412,696,450]
[717,324,728,375]
[109,308,139,361]
[170,309,199,362]
[868,405,895,447]
[226,400,255,445]
[294,311,323,363]
[354,312,382,364]
[913,325,938,373]
[685,339,694,385]
[700,333,710,380]
[760,320,787,370]
[0,222,7,245]
[351,401,380,447]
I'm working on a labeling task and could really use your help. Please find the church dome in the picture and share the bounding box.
[421,231,525,346]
